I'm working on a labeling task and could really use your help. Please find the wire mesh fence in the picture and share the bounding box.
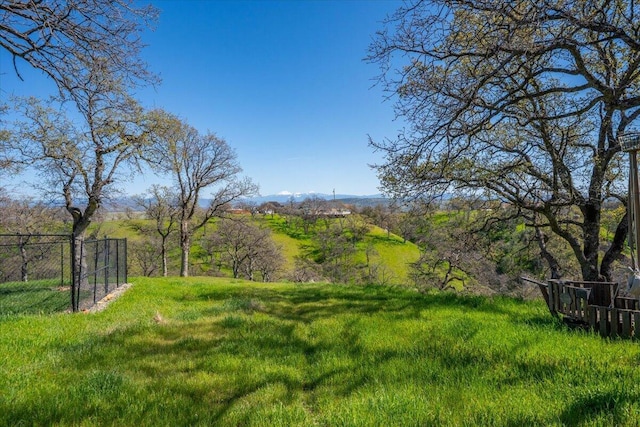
[0,234,127,315]
[0,234,71,315]
[74,238,128,312]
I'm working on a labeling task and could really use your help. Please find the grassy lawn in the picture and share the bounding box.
[2,277,640,426]
[0,279,71,315]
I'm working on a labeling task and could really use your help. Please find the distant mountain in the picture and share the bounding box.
[241,192,387,205]
[100,193,390,212]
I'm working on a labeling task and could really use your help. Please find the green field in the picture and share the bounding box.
[2,277,640,426]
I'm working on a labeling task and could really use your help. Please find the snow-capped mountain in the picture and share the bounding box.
[242,192,385,204]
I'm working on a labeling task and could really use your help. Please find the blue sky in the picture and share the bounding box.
[1,0,403,197]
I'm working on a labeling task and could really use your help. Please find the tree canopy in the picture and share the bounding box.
[0,0,158,100]
[9,81,153,238]
[1,0,159,237]
[368,0,640,281]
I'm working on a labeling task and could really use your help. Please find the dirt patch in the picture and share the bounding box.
[85,283,133,313]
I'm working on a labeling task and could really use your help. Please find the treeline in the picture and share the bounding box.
[359,198,627,295]
[116,193,635,294]
[124,193,393,285]
[0,188,628,295]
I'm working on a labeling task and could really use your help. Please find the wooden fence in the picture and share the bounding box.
[523,277,640,339]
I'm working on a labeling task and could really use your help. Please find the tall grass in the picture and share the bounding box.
[2,277,640,426]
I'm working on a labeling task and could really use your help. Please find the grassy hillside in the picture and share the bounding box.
[355,224,420,284]
[259,214,420,284]
[97,213,421,284]
[2,277,640,425]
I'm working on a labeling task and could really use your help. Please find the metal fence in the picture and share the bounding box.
[74,237,127,312]
[0,234,127,314]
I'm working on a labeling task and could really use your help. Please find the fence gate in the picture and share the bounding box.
[0,234,127,314]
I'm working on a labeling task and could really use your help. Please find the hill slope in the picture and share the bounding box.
[260,214,420,284]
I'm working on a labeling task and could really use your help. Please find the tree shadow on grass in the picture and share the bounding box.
[558,386,638,426]
[188,284,564,353]
[24,309,405,425]
[28,283,468,422]
[2,281,580,425]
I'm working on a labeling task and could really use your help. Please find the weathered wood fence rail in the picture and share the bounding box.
[523,277,640,339]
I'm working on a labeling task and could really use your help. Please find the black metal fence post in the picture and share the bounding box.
[60,241,64,287]
[71,235,77,312]
[104,237,109,296]
[123,238,128,284]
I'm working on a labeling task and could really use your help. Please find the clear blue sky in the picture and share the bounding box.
[1,0,403,197]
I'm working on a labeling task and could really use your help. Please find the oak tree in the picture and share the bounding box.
[208,217,284,281]
[368,0,640,281]
[146,112,258,277]
[9,77,152,242]
[133,185,180,277]
[0,0,158,102]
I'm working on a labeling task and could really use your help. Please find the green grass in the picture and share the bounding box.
[359,225,420,283]
[4,277,640,426]
[267,222,305,273]
[0,279,71,315]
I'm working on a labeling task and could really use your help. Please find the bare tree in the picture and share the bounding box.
[9,80,152,242]
[235,200,259,216]
[146,112,258,277]
[1,0,159,239]
[252,240,285,282]
[0,0,158,101]
[368,0,640,281]
[290,256,325,283]
[258,201,281,217]
[208,217,283,281]
[409,212,494,292]
[312,222,358,284]
[298,195,328,234]
[129,237,161,277]
[341,214,371,247]
[133,185,179,277]
[5,65,156,304]
[360,203,398,238]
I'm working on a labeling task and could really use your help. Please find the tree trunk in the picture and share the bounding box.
[582,202,602,282]
[19,240,28,282]
[180,236,190,278]
[246,258,254,281]
[161,236,168,277]
[69,208,91,311]
[601,212,628,282]
[179,218,194,277]
[535,227,562,280]
[232,258,240,278]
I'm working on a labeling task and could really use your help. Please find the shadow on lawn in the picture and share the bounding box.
[4,282,564,425]
[198,284,473,318]
[195,284,556,329]
[19,285,435,422]
[559,386,639,426]
[0,284,69,316]
[34,310,402,424]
